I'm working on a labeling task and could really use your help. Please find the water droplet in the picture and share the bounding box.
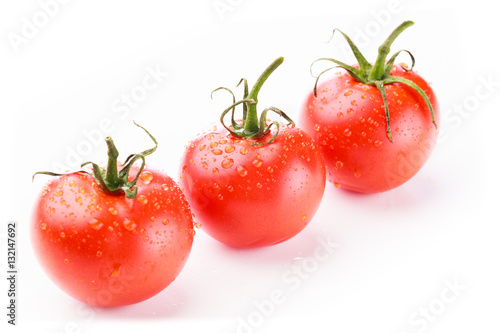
[354,168,362,178]
[374,140,383,147]
[227,185,234,192]
[140,171,154,183]
[351,100,357,106]
[60,232,66,238]
[137,195,148,205]
[344,90,353,96]
[267,166,274,173]
[199,144,206,151]
[219,139,227,144]
[139,228,146,235]
[194,222,202,229]
[361,94,367,99]
[212,149,223,155]
[221,158,234,169]
[69,181,76,187]
[240,147,249,155]
[123,218,137,231]
[225,145,235,153]
[108,207,118,215]
[344,128,352,137]
[256,183,262,189]
[110,263,121,277]
[88,218,104,230]
[64,259,69,264]
[333,182,342,188]
[162,219,169,226]
[55,189,63,196]
[217,194,224,200]
[301,215,307,220]
[337,112,344,119]
[213,167,219,175]
[75,196,82,203]
[314,124,321,131]
[347,108,354,115]
[361,131,367,137]
[143,236,149,242]
[96,251,102,257]
[210,141,218,148]
[336,161,343,169]
[236,165,248,177]
[252,159,263,168]
[40,222,47,230]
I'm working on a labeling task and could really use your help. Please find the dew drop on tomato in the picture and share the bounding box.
[137,195,148,205]
[140,171,154,183]
[88,218,104,230]
[252,159,263,168]
[212,149,223,155]
[354,168,362,178]
[236,165,248,177]
[123,218,137,231]
[221,158,234,169]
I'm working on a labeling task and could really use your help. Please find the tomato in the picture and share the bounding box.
[300,21,440,193]
[180,124,325,248]
[31,124,194,307]
[180,57,326,248]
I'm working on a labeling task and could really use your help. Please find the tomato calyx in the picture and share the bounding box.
[33,122,158,199]
[312,20,437,142]
[211,57,295,146]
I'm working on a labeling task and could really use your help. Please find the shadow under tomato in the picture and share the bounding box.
[326,172,442,215]
[93,282,194,319]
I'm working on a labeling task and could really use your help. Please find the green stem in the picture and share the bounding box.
[244,57,284,135]
[368,20,414,81]
[32,122,158,199]
[104,137,120,189]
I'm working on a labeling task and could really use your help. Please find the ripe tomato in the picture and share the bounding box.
[180,57,326,248]
[180,124,325,248]
[300,21,440,193]
[31,124,194,307]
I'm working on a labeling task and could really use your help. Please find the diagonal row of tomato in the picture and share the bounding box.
[31,21,439,307]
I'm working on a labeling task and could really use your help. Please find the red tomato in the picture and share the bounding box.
[300,21,440,193]
[31,125,194,307]
[180,57,326,248]
[180,124,325,248]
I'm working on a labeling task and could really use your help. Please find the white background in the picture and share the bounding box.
[1,0,499,332]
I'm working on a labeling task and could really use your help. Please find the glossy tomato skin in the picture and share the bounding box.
[300,64,440,193]
[180,124,326,248]
[31,166,194,307]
